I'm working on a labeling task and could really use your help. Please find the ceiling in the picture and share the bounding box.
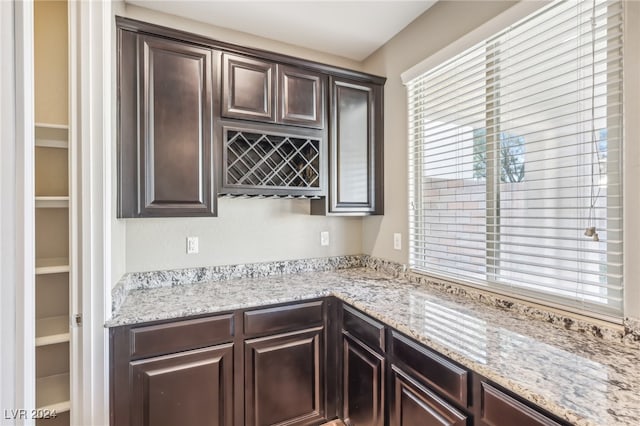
[125,1,437,61]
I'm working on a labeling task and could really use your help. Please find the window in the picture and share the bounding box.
[406,0,623,317]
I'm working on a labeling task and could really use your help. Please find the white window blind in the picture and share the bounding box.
[407,0,624,317]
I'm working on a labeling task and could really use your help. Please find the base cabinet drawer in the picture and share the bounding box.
[390,366,468,426]
[245,326,325,426]
[129,344,234,426]
[391,332,468,407]
[480,383,561,426]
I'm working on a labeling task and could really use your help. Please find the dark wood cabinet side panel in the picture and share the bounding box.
[111,327,132,426]
[117,29,139,218]
[390,366,468,426]
[244,326,325,426]
[343,333,385,426]
[138,35,214,216]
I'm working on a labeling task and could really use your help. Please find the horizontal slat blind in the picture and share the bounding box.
[407,0,623,316]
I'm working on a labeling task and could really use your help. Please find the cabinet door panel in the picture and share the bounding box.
[480,383,561,426]
[222,53,275,122]
[326,77,383,215]
[130,344,233,426]
[278,65,324,128]
[245,327,325,426]
[343,333,384,426]
[137,35,214,216]
[390,366,467,426]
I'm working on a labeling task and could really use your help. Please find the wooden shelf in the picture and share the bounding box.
[35,258,69,275]
[35,123,68,149]
[36,373,70,412]
[36,316,70,347]
[35,196,69,208]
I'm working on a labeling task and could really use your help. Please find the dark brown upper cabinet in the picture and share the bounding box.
[222,53,276,123]
[118,30,216,217]
[116,17,385,211]
[278,65,325,129]
[222,54,325,130]
[311,77,384,216]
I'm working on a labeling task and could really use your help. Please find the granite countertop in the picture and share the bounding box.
[108,266,640,426]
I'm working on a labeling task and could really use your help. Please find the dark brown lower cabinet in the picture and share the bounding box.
[342,333,384,426]
[129,343,234,426]
[390,366,468,426]
[110,299,570,426]
[244,326,325,426]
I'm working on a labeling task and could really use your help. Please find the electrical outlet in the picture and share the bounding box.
[393,233,402,250]
[187,236,199,254]
[320,231,330,246]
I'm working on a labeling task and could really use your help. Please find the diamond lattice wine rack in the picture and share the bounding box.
[221,126,325,197]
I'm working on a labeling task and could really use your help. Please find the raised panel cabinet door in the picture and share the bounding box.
[245,326,325,426]
[479,383,561,426]
[129,344,234,426]
[390,366,468,426]
[342,333,384,426]
[222,53,276,122]
[137,35,215,217]
[278,65,325,128]
[329,77,383,215]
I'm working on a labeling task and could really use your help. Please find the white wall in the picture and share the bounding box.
[115,4,364,274]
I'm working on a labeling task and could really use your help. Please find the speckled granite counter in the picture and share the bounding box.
[108,265,640,426]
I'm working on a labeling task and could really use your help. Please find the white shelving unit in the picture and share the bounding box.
[34,1,71,422]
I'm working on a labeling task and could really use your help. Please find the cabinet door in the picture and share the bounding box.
[343,333,384,426]
[118,32,215,217]
[222,53,276,122]
[245,326,325,426]
[328,77,383,215]
[278,65,325,128]
[129,344,234,426]
[479,383,561,426]
[390,366,468,426]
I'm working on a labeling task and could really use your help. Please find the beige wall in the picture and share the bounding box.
[361,1,517,264]
[34,0,68,125]
[115,4,364,274]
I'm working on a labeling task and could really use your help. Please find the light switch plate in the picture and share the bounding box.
[187,236,199,254]
[320,231,330,246]
[393,233,402,250]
